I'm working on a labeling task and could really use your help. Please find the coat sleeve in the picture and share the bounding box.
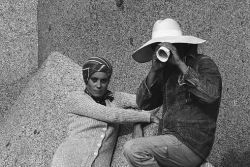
[136,78,163,110]
[179,57,222,104]
[64,91,151,124]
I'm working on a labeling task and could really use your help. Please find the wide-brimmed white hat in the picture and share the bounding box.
[132,18,206,63]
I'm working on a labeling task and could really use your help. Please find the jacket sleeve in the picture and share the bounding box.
[64,91,151,124]
[136,77,163,110]
[178,57,222,103]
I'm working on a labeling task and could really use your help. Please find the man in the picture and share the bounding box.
[123,18,222,167]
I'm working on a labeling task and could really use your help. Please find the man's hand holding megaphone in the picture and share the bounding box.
[153,42,189,74]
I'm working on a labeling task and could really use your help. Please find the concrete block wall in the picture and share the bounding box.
[0,0,38,121]
[0,0,250,166]
[0,52,85,166]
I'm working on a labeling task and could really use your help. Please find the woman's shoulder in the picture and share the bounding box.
[112,91,137,108]
[113,91,136,99]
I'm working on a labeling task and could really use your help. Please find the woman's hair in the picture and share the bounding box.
[82,57,113,84]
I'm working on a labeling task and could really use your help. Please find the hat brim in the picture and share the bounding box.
[132,36,206,63]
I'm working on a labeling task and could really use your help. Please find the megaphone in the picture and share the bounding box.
[156,46,170,62]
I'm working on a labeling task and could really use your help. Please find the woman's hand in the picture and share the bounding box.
[145,107,160,124]
[141,107,160,124]
[143,107,160,115]
[150,115,160,124]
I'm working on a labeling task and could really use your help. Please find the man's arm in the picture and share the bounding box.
[136,72,164,110]
[159,42,222,104]
[136,47,170,110]
[178,57,222,103]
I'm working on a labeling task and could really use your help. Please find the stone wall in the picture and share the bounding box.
[0,0,38,121]
[37,0,250,166]
[0,52,85,166]
[0,0,250,166]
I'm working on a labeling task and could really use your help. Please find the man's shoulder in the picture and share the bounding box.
[193,54,217,65]
[193,54,221,74]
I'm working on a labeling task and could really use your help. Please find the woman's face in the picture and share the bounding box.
[86,72,110,98]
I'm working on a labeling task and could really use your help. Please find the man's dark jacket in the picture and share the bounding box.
[137,54,222,160]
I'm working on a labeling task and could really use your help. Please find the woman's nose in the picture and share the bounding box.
[96,81,101,88]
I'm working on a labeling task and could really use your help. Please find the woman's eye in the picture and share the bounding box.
[101,79,108,83]
[90,78,98,82]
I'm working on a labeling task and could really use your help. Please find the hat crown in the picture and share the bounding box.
[152,18,183,38]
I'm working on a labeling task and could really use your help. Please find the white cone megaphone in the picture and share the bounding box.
[156,46,170,62]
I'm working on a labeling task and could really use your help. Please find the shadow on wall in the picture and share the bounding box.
[220,149,250,167]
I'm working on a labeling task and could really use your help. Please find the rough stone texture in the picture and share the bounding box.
[0,52,85,167]
[0,0,38,120]
[1,0,250,166]
[0,51,160,167]
[37,0,250,166]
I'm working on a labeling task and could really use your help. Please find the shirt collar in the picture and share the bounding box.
[84,89,114,106]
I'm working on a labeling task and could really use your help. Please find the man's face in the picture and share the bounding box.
[173,43,191,57]
[86,72,110,98]
[152,43,188,57]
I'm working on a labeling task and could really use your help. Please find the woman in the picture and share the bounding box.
[51,57,158,167]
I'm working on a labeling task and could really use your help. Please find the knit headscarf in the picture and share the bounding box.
[82,56,113,84]
[82,57,113,105]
